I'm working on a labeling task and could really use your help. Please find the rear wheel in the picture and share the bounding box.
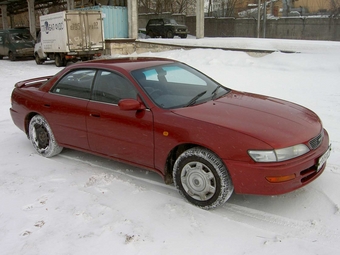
[173,147,234,209]
[166,30,174,38]
[55,54,65,67]
[147,31,155,38]
[29,115,63,158]
[9,51,16,61]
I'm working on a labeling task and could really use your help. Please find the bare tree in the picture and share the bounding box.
[138,0,196,14]
[210,0,240,17]
[139,0,152,13]
[329,0,340,16]
[208,0,213,17]
[224,0,239,17]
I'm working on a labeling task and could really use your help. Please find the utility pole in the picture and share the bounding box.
[263,1,267,38]
[196,0,204,39]
[257,0,261,38]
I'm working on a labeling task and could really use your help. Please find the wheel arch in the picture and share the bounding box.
[164,143,215,184]
[24,112,39,137]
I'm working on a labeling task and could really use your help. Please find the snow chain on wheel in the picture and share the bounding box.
[173,147,234,209]
[29,115,63,157]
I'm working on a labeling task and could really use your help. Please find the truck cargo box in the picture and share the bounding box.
[36,10,105,66]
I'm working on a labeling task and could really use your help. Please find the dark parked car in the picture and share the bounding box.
[10,58,331,209]
[146,18,189,38]
[0,28,34,61]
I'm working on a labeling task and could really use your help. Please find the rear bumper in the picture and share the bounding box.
[224,129,330,195]
[10,107,26,133]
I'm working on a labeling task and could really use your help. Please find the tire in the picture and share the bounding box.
[35,54,44,65]
[180,34,188,39]
[0,55,3,60]
[9,51,16,61]
[166,30,174,38]
[55,54,65,67]
[147,31,155,38]
[29,115,63,158]
[173,147,234,209]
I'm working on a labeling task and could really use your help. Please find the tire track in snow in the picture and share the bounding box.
[58,151,340,247]
[220,202,340,247]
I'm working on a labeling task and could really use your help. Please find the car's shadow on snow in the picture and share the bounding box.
[55,148,323,218]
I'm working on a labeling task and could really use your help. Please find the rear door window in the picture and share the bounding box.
[51,69,95,99]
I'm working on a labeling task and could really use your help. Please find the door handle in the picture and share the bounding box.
[90,113,100,118]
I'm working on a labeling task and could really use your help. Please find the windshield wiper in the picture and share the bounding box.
[211,85,229,100]
[186,90,207,107]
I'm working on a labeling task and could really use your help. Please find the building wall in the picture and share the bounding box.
[236,0,333,17]
[292,0,331,13]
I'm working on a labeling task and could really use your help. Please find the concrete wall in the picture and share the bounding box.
[185,16,340,41]
[105,39,186,55]
[138,14,339,41]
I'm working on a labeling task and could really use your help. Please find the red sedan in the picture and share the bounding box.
[10,58,331,209]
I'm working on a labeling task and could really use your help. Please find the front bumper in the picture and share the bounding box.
[224,129,330,196]
[175,31,189,35]
[15,48,34,57]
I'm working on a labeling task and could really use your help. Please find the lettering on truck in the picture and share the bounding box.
[70,23,81,31]
[89,22,99,30]
[41,21,64,34]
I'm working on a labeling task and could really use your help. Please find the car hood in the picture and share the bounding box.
[171,90,322,148]
[166,24,187,29]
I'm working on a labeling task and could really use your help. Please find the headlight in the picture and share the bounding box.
[248,144,310,162]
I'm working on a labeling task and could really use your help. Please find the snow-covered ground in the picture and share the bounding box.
[1,38,339,255]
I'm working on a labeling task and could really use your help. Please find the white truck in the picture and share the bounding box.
[34,10,105,67]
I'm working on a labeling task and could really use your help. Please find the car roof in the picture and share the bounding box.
[69,57,178,72]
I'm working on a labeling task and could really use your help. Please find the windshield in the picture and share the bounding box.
[9,32,33,43]
[164,19,178,25]
[132,62,230,109]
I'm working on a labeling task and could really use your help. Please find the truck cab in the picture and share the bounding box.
[34,31,48,64]
[0,28,35,61]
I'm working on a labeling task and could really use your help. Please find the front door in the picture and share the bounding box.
[0,34,8,56]
[86,70,154,168]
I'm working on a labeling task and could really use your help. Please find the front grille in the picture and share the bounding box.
[308,130,324,150]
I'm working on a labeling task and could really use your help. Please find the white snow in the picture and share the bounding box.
[1,38,339,255]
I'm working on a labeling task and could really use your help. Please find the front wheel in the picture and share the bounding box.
[173,147,234,209]
[35,54,44,65]
[29,115,63,157]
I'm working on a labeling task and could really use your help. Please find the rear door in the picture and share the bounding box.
[85,11,104,50]
[66,11,104,51]
[86,70,154,168]
[42,69,95,150]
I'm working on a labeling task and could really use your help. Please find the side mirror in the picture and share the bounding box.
[118,99,146,111]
